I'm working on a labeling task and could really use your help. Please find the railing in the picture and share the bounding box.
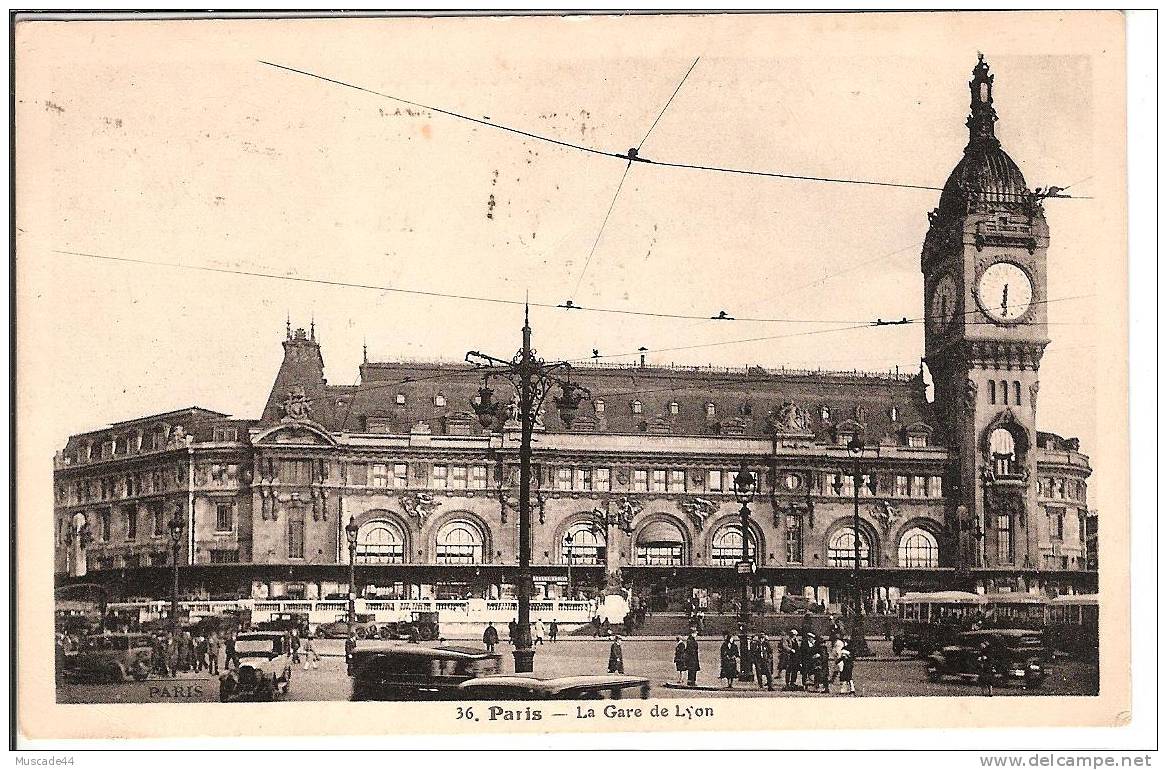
[99,597,596,625]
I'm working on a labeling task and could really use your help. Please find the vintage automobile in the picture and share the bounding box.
[349,642,501,701]
[253,612,309,636]
[67,633,156,682]
[459,674,651,700]
[219,631,293,702]
[314,614,380,640]
[894,591,987,657]
[925,629,1051,688]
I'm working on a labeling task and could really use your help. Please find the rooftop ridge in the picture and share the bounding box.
[360,359,917,382]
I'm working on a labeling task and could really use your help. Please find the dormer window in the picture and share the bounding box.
[631,400,643,415]
[395,393,406,405]
[669,401,680,416]
[704,402,716,418]
[594,399,605,414]
[434,393,447,407]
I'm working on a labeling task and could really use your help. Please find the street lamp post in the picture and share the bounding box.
[732,461,756,681]
[468,305,589,673]
[168,510,185,633]
[846,437,873,658]
[346,516,360,625]
[564,531,574,601]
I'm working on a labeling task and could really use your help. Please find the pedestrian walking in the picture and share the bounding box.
[838,647,856,695]
[194,634,208,672]
[608,635,624,674]
[549,619,559,642]
[829,634,845,688]
[207,632,221,675]
[673,636,687,684]
[800,631,816,690]
[534,619,545,646]
[719,633,739,689]
[781,631,800,690]
[591,615,601,638]
[482,622,499,652]
[684,632,701,687]
[344,632,357,676]
[289,629,302,664]
[167,632,181,677]
[977,642,995,697]
[753,633,775,691]
[509,619,518,644]
[738,629,754,683]
[179,629,194,672]
[302,633,321,670]
[224,628,238,670]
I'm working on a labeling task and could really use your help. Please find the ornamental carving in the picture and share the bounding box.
[676,498,718,530]
[964,379,978,413]
[770,401,811,434]
[873,499,902,534]
[281,388,313,421]
[1029,381,1040,416]
[400,492,441,523]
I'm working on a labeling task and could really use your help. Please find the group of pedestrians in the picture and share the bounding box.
[150,628,227,676]
[482,618,560,652]
[669,628,855,694]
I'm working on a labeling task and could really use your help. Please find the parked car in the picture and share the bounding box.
[315,614,379,639]
[254,612,309,636]
[68,633,156,682]
[926,629,1050,688]
[349,642,501,701]
[459,674,651,700]
[219,632,293,702]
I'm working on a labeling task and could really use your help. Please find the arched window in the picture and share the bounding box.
[988,380,996,404]
[635,520,685,566]
[631,400,643,415]
[898,528,939,567]
[562,522,606,565]
[827,527,871,567]
[356,520,405,564]
[710,524,757,566]
[1014,381,1022,406]
[593,399,605,414]
[705,402,716,418]
[436,520,484,565]
[990,428,1017,476]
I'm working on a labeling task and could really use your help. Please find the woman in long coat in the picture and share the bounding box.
[673,637,687,684]
[719,633,739,689]
[684,633,701,686]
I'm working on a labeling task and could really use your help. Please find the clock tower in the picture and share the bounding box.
[922,55,1050,581]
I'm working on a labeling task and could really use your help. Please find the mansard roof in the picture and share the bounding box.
[318,360,936,445]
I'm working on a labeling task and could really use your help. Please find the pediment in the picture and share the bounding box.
[252,421,337,447]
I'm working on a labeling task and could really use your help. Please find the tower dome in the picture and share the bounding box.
[937,55,1032,216]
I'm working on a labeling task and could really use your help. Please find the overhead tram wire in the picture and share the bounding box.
[258,60,1093,199]
[569,56,701,300]
[52,248,870,324]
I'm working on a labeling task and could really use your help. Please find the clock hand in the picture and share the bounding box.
[1001,284,1009,316]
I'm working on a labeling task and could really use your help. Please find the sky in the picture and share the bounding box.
[15,13,1115,478]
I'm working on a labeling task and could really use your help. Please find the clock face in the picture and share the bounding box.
[977,261,1033,322]
[929,274,958,331]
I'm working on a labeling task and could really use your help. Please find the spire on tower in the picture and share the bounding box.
[310,315,316,342]
[286,312,292,339]
[362,337,368,364]
[966,52,999,147]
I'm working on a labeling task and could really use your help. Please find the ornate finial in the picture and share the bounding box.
[362,337,368,364]
[286,312,292,339]
[310,315,315,341]
[966,52,998,146]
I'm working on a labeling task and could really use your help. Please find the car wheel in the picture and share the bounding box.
[131,660,150,681]
[355,627,367,640]
[111,663,127,683]
[219,680,235,702]
[257,681,275,702]
[892,640,903,656]
[379,626,392,640]
[926,665,942,683]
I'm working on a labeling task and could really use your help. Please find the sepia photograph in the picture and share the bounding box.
[12,9,1141,747]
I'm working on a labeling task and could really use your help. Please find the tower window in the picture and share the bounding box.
[594,399,605,414]
[988,381,996,405]
[820,406,831,422]
[990,428,1018,477]
[669,401,680,415]
[631,400,643,415]
[434,393,447,407]
[395,393,406,405]
[999,381,1008,405]
[1014,381,1022,406]
[705,402,716,418]
[889,406,898,422]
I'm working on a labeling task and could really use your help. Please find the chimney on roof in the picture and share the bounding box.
[638,346,648,368]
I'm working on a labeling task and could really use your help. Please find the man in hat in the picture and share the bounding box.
[782,630,801,690]
[800,631,817,690]
[838,646,856,695]
[753,633,775,691]
[608,635,624,674]
[684,631,701,687]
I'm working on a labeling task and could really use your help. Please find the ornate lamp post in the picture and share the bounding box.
[846,437,873,658]
[467,305,589,673]
[732,461,757,680]
[346,516,360,625]
[168,510,185,632]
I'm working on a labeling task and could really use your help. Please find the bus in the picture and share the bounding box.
[981,592,1048,631]
[893,591,986,657]
[1046,593,1098,658]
